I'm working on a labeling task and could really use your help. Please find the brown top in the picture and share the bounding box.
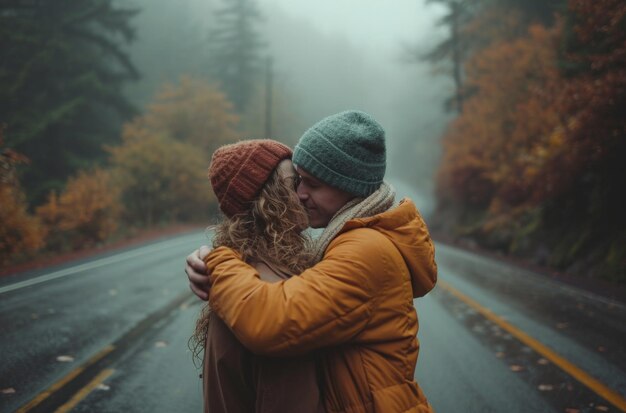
[203,259,324,413]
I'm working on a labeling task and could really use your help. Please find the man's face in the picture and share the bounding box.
[295,166,354,228]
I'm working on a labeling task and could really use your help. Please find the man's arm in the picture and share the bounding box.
[206,229,389,357]
[185,246,212,301]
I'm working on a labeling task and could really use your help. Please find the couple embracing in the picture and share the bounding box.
[186,110,438,413]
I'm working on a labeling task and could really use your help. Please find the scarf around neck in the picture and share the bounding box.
[310,181,396,263]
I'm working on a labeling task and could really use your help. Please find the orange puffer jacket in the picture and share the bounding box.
[205,198,438,413]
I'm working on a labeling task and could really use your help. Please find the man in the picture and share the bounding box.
[187,110,437,412]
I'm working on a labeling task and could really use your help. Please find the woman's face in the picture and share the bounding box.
[276,159,309,230]
[276,159,299,191]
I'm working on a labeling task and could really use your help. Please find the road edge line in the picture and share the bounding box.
[0,233,200,295]
[439,280,626,412]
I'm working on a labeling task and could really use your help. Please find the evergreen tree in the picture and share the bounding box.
[416,0,563,113]
[0,0,140,205]
[207,0,264,112]
[426,0,472,113]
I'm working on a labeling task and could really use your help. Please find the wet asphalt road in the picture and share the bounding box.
[1,183,625,413]
[0,233,207,413]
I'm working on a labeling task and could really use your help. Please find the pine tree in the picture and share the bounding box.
[0,0,140,205]
[206,0,265,112]
[411,0,475,113]
[416,0,563,113]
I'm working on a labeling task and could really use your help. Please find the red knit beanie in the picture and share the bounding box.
[208,139,293,217]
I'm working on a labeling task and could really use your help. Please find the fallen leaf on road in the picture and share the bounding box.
[495,352,505,358]
[595,406,609,411]
[538,384,553,391]
[31,313,39,320]
[96,383,110,391]
[556,322,569,329]
[565,409,580,413]
[56,355,74,362]
[509,365,524,372]
[109,289,118,296]
[155,341,168,348]
[597,346,606,352]
[1,388,16,394]
[537,358,549,365]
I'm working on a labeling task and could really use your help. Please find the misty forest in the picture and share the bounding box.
[2,1,626,413]
[1,0,625,283]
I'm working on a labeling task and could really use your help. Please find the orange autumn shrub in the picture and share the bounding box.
[108,131,209,226]
[127,76,239,151]
[36,168,121,250]
[107,76,238,226]
[0,134,45,264]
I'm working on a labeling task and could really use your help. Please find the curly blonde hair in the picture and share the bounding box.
[190,167,312,363]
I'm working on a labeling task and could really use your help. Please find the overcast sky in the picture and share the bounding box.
[260,0,447,64]
[261,0,445,54]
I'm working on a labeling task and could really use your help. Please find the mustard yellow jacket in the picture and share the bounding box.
[205,198,437,413]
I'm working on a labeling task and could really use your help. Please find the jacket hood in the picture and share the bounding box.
[338,198,437,298]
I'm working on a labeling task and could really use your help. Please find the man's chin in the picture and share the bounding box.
[305,210,327,228]
[307,217,328,229]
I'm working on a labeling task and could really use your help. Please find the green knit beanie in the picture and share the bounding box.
[293,110,386,197]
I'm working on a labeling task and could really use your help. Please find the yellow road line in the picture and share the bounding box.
[54,368,115,413]
[15,344,115,413]
[438,280,626,412]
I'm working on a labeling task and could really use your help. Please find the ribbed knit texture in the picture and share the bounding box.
[293,110,386,197]
[310,181,396,263]
[208,139,292,218]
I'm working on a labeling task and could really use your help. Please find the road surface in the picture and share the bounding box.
[1,183,625,412]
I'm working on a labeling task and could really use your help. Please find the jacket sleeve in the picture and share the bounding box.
[206,229,389,357]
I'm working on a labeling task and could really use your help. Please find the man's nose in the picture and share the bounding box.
[297,184,308,201]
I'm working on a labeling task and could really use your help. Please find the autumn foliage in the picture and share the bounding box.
[1,76,239,268]
[36,169,122,250]
[108,76,239,225]
[108,131,209,226]
[0,129,45,265]
[435,0,626,280]
[127,76,239,153]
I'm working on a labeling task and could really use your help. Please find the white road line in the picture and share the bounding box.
[0,233,205,295]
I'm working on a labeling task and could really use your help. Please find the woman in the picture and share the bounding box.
[190,139,324,413]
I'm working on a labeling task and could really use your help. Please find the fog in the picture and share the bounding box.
[125,0,452,211]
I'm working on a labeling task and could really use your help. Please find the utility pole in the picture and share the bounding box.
[264,56,273,138]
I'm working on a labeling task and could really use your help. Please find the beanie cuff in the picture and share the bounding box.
[293,145,382,197]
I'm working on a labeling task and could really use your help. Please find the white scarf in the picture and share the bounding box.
[311,181,396,263]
